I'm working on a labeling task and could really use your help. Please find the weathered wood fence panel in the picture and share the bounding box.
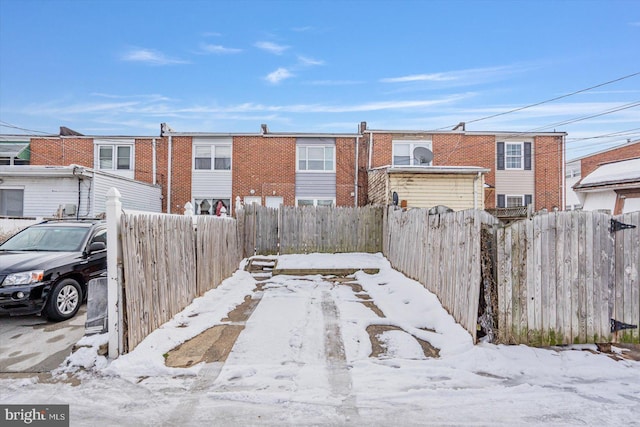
[496,210,640,345]
[238,205,384,256]
[384,207,498,341]
[119,211,242,353]
[196,216,244,296]
[615,211,640,343]
[120,213,197,352]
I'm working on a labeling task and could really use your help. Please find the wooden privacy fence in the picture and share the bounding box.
[237,204,384,256]
[496,210,640,345]
[384,207,498,341]
[116,211,242,353]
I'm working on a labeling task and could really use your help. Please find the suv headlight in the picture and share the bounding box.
[2,271,44,286]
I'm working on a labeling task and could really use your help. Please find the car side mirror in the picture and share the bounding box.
[88,242,106,253]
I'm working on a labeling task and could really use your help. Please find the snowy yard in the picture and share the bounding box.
[1,253,639,426]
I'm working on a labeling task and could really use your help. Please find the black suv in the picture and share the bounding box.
[0,220,107,321]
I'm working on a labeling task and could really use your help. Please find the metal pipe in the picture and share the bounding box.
[367,131,373,170]
[354,134,360,207]
[167,134,172,214]
[152,138,157,186]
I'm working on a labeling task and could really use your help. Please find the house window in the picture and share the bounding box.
[194,198,230,215]
[194,145,231,170]
[0,189,24,216]
[98,145,132,171]
[497,194,533,208]
[497,141,531,171]
[505,143,523,169]
[296,198,334,207]
[297,146,334,172]
[392,141,433,166]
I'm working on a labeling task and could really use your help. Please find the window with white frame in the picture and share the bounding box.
[297,146,334,172]
[97,145,132,170]
[505,142,523,170]
[506,195,525,208]
[392,140,432,166]
[296,198,334,207]
[194,198,230,215]
[194,145,231,170]
[0,188,24,216]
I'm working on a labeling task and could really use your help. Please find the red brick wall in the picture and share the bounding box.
[232,136,296,207]
[29,137,94,167]
[580,141,640,177]
[167,136,192,214]
[336,137,357,206]
[534,135,564,210]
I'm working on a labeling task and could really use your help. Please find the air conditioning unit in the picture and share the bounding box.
[413,146,433,166]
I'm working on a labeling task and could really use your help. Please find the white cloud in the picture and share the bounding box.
[297,55,324,66]
[255,41,290,55]
[381,65,528,85]
[121,48,189,65]
[199,43,242,54]
[265,68,294,84]
[630,21,640,27]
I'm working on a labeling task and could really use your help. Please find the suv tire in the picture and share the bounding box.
[45,278,82,321]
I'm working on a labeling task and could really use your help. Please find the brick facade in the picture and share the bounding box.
[367,131,565,211]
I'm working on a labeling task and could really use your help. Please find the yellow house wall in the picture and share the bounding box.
[389,173,485,210]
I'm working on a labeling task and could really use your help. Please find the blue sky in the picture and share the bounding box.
[0,0,638,159]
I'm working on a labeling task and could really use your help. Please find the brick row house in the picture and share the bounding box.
[21,122,566,215]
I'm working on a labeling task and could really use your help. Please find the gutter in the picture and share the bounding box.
[152,138,157,186]
[167,134,172,214]
[368,131,373,170]
[355,134,359,207]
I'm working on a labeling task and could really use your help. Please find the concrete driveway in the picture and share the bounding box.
[0,306,86,373]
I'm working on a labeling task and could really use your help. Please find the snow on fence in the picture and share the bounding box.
[237,204,383,256]
[107,189,242,355]
[496,210,640,345]
[383,207,499,342]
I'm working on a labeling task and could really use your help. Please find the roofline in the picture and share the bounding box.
[165,131,361,138]
[370,165,490,174]
[567,139,640,162]
[573,179,640,192]
[363,129,567,137]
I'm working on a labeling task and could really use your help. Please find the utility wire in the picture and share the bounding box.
[435,71,640,130]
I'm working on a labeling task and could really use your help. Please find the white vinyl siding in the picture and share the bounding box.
[388,173,483,211]
[92,171,161,215]
[495,170,535,201]
[192,138,233,209]
[295,173,336,198]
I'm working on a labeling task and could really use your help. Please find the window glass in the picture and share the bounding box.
[317,199,334,207]
[194,146,211,170]
[298,146,334,171]
[324,147,334,170]
[506,143,522,169]
[0,158,10,165]
[0,189,24,216]
[214,146,231,170]
[117,146,131,170]
[99,146,113,169]
[506,196,524,208]
[393,143,411,165]
[91,230,107,246]
[297,199,314,206]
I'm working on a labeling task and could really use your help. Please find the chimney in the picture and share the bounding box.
[359,121,367,134]
[261,123,269,134]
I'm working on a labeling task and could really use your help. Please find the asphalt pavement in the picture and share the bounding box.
[0,307,86,373]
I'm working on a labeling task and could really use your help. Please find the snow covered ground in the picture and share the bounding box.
[1,253,639,426]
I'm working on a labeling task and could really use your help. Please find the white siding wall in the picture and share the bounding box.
[581,190,617,213]
[390,173,483,211]
[191,137,233,201]
[1,176,89,217]
[495,170,535,197]
[93,171,162,214]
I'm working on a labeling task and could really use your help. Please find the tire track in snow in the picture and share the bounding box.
[321,289,360,423]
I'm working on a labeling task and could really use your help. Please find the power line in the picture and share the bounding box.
[0,121,52,135]
[436,71,640,130]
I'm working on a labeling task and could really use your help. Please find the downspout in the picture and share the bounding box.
[473,172,481,210]
[561,134,566,210]
[152,138,157,186]
[367,131,373,170]
[73,166,81,220]
[167,134,172,214]
[354,135,360,207]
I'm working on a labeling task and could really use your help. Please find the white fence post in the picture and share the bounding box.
[106,188,122,359]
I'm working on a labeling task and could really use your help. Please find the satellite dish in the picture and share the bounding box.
[413,146,433,165]
[392,191,399,206]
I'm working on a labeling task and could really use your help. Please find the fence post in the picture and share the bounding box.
[106,188,122,359]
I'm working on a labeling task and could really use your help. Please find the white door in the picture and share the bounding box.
[265,196,283,209]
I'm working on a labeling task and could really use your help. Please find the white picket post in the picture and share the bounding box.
[106,188,122,359]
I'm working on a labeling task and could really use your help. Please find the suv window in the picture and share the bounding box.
[0,226,91,252]
[91,229,107,246]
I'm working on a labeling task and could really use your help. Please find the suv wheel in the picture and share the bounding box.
[45,278,82,321]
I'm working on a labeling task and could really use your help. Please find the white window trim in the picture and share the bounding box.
[296,145,336,173]
[193,197,231,215]
[505,194,526,208]
[295,197,336,207]
[193,144,232,171]
[392,140,433,167]
[504,142,524,171]
[94,141,135,172]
